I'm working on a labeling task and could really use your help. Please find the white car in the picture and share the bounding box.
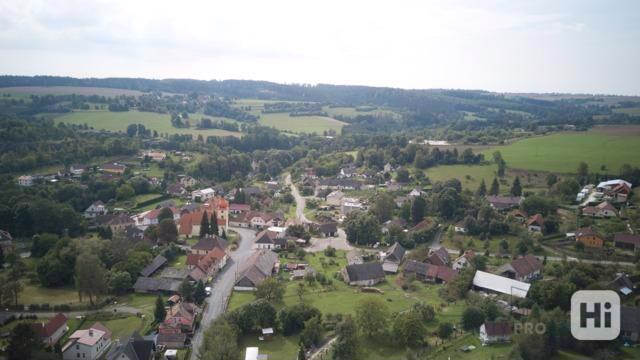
[205,286,212,296]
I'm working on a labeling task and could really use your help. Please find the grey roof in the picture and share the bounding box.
[621,306,640,333]
[385,242,405,263]
[159,267,191,280]
[107,332,155,360]
[236,250,278,288]
[317,222,338,234]
[403,260,429,276]
[192,235,228,252]
[344,263,385,282]
[133,277,181,292]
[139,255,168,277]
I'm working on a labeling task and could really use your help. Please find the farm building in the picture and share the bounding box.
[472,271,530,298]
[342,262,385,286]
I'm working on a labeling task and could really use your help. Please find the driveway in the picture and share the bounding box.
[306,229,353,252]
[190,227,256,358]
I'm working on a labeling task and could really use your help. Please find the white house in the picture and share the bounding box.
[69,165,87,176]
[454,221,467,234]
[180,175,198,188]
[341,198,363,215]
[452,250,475,271]
[326,190,345,206]
[192,188,215,202]
[408,188,423,197]
[18,175,34,187]
[479,321,512,344]
[84,201,108,219]
[62,323,112,360]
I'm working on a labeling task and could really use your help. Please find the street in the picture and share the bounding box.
[285,173,311,224]
[190,227,256,359]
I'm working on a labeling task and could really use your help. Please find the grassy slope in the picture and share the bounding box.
[259,113,346,134]
[483,130,640,173]
[54,110,242,138]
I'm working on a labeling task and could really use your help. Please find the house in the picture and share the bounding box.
[230,203,251,214]
[106,332,155,360]
[94,214,135,231]
[62,323,112,360]
[597,179,632,192]
[156,333,187,349]
[0,230,14,254]
[472,271,530,298]
[485,195,523,211]
[608,273,636,296]
[101,162,126,175]
[342,262,385,286]
[133,277,182,293]
[31,313,68,347]
[139,255,168,277]
[384,163,394,173]
[134,207,180,227]
[452,250,475,271]
[316,178,362,191]
[203,196,230,229]
[409,218,436,233]
[341,198,364,215]
[408,187,423,197]
[614,233,640,251]
[179,175,198,188]
[192,188,215,202]
[575,226,604,248]
[317,222,338,237]
[382,242,405,273]
[497,254,543,282]
[187,246,228,276]
[69,164,87,176]
[253,229,287,250]
[326,190,345,207]
[479,321,512,344]
[339,165,357,178]
[611,182,632,202]
[166,183,187,197]
[621,306,640,343]
[84,201,108,219]
[509,209,528,223]
[18,175,34,186]
[245,212,276,229]
[234,250,279,291]
[454,221,467,234]
[191,235,228,256]
[178,210,226,237]
[403,260,458,283]
[428,247,451,267]
[160,302,200,334]
[582,201,618,218]
[526,214,544,233]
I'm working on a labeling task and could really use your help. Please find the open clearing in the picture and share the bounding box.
[53,110,242,138]
[259,113,346,134]
[422,164,548,193]
[483,126,640,173]
[0,86,145,97]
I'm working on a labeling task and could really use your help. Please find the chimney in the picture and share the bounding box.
[89,329,93,336]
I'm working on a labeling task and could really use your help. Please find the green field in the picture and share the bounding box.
[259,113,346,134]
[485,127,640,173]
[54,110,242,138]
[0,86,144,97]
[19,284,81,305]
[426,164,499,191]
[323,106,399,119]
[613,107,640,116]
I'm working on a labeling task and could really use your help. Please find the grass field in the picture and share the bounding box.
[259,113,346,134]
[53,110,242,138]
[323,106,399,119]
[19,284,81,305]
[483,126,640,173]
[0,86,144,97]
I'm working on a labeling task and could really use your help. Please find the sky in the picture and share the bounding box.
[1,0,639,95]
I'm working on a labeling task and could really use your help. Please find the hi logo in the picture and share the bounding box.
[570,290,620,340]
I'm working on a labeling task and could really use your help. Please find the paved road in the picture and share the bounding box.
[190,227,256,359]
[286,173,311,224]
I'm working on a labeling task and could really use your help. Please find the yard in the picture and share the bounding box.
[53,110,242,138]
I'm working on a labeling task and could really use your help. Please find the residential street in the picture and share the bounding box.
[190,227,256,359]
[285,173,311,224]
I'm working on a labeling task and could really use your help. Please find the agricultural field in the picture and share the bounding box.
[258,112,347,134]
[422,164,548,193]
[0,86,145,97]
[483,126,640,173]
[53,110,242,138]
[323,106,400,119]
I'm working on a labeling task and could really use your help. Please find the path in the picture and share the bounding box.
[308,336,337,360]
[190,227,257,359]
[285,173,311,224]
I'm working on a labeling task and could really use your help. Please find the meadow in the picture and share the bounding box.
[484,126,640,173]
[421,164,548,193]
[53,110,242,138]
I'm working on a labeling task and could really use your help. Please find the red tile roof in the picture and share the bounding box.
[32,313,67,338]
[510,255,542,278]
[526,214,544,227]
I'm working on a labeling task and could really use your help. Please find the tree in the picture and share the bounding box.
[461,307,485,331]
[577,161,589,184]
[438,322,454,339]
[410,196,426,224]
[199,319,240,360]
[521,195,557,217]
[300,315,323,347]
[371,193,395,222]
[200,212,210,238]
[298,343,306,360]
[116,184,135,200]
[158,218,178,244]
[489,178,500,195]
[7,323,41,360]
[332,316,358,360]
[546,174,558,187]
[256,277,284,303]
[355,298,389,338]
[395,168,410,183]
[343,211,382,246]
[0,276,23,306]
[392,310,426,347]
[108,271,132,295]
[180,280,195,301]
[497,159,506,177]
[476,179,487,197]
[194,280,207,305]
[510,176,522,196]
[154,295,166,323]
[278,304,321,336]
[157,207,174,222]
[296,283,307,303]
[221,228,227,239]
[75,252,107,305]
[211,211,219,236]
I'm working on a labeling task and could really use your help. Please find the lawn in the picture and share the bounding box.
[53,110,242,138]
[483,126,640,173]
[239,334,301,360]
[115,293,158,317]
[19,284,81,306]
[426,333,511,360]
[259,113,346,134]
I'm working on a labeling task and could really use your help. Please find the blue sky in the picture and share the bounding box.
[0,0,639,95]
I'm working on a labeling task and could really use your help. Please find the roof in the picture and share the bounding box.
[410,218,435,232]
[485,195,523,209]
[614,233,640,247]
[429,247,450,266]
[255,229,280,244]
[597,179,632,189]
[510,209,528,218]
[344,262,385,282]
[133,277,181,292]
[385,242,406,263]
[508,255,543,278]
[575,226,601,239]
[596,201,617,212]
[230,203,251,211]
[608,274,635,295]
[65,328,106,347]
[192,235,228,252]
[157,332,186,346]
[31,313,67,338]
[317,222,338,233]
[621,306,640,333]
[236,250,278,287]
[526,214,544,227]
[139,255,168,277]
[403,260,458,282]
[472,271,530,298]
[91,322,112,340]
[107,332,155,360]
[483,321,512,337]
[0,230,12,242]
